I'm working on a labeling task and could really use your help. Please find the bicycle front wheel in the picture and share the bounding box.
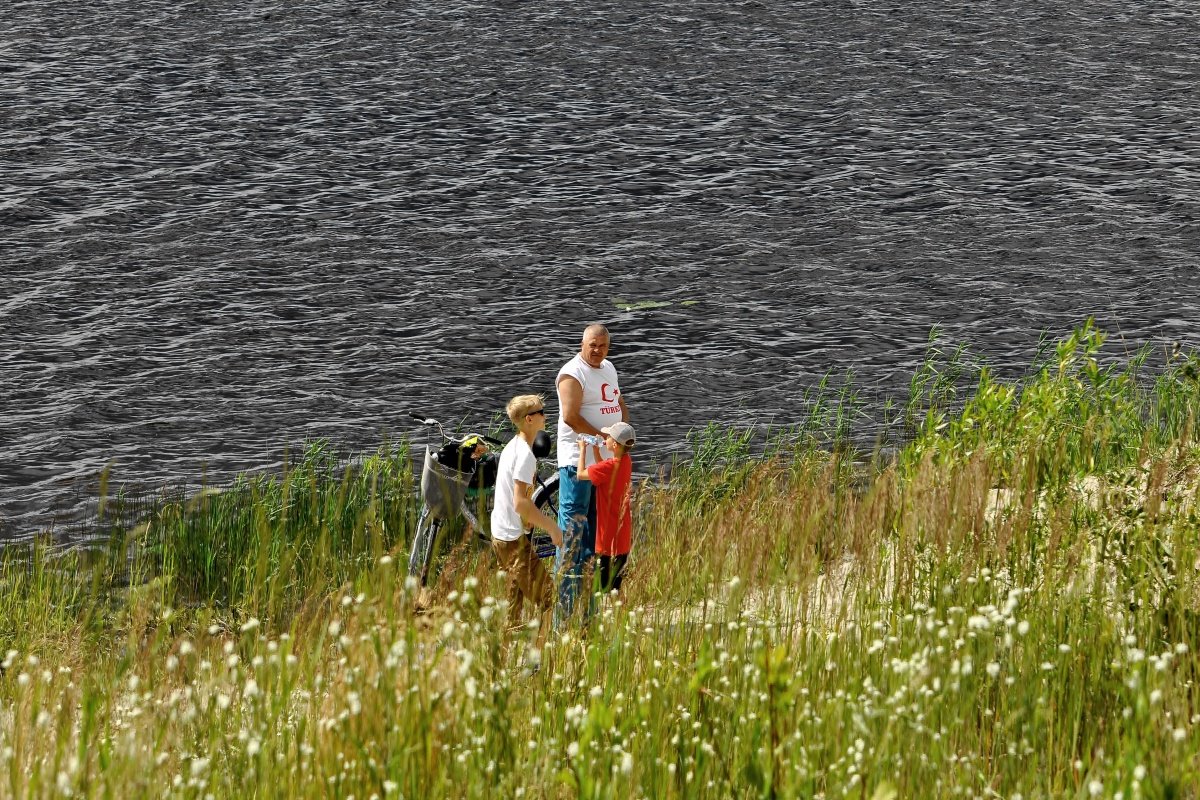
[408,508,443,587]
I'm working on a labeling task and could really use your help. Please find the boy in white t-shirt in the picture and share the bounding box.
[491,394,563,652]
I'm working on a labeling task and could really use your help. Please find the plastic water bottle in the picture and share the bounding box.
[580,434,604,447]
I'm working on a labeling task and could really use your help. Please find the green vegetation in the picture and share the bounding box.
[3,324,1200,798]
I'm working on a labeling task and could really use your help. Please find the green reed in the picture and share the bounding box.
[140,439,419,620]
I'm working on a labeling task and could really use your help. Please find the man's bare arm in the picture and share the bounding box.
[557,375,604,435]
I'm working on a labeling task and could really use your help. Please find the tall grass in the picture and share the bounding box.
[143,440,419,620]
[2,325,1200,798]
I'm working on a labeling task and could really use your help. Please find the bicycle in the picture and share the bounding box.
[407,413,560,589]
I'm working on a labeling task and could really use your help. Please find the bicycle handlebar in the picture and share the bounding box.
[410,413,504,448]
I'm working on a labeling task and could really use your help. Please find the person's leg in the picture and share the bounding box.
[492,540,525,635]
[502,536,552,664]
[607,553,628,594]
[526,543,554,653]
[554,466,593,627]
[583,489,599,619]
[596,554,627,592]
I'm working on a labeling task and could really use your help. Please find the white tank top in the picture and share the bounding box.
[556,353,622,468]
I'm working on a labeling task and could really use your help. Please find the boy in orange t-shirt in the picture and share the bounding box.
[576,421,635,596]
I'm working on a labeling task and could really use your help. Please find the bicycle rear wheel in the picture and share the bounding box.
[407,508,443,587]
[530,472,560,560]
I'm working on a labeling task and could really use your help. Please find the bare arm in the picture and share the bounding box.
[557,375,604,436]
[618,392,629,423]
[576,442,603,481]
[513,480,563,546]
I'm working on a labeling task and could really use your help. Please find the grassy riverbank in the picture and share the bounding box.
[3,324,1200,798]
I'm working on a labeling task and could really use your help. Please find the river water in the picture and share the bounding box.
[3,0,1199,535]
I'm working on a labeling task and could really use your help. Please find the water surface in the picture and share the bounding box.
[3,0,1199,533]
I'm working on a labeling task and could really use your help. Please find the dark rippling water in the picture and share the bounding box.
[3,0,1199,535]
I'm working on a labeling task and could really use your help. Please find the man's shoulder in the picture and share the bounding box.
[556,354,584,383]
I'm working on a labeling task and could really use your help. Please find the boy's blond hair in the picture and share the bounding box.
[505,394,545,425]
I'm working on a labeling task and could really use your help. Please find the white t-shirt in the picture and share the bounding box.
[491,435,537,543]
[556,353,622,468]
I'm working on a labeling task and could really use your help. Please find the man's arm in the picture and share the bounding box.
[557,375,604,436]
[513,480,563,547]
[618,393,629,423]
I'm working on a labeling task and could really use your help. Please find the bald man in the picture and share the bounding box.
[554,323,630,625]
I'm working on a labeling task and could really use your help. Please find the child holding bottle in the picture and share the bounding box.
[575,421,636,598]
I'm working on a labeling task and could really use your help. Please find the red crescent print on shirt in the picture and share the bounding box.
[599,383,621,415]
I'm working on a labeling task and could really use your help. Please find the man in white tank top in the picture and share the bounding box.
[554,323,630,625]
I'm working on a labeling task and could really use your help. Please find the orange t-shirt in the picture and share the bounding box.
[589,454,633,556]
